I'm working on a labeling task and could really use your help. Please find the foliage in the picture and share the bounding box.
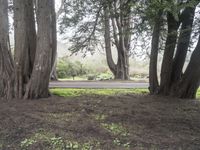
[56,57,89,79]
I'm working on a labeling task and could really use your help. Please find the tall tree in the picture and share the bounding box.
[13,0,36,99]
[0,0,14,99]
[59,0,132,80]
[148,0,200,98]
[24,0,56,99]
[149,9,162,94]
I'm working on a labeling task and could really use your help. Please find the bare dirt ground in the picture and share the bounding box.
[1,94,200,150]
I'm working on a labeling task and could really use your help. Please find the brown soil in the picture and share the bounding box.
[0,94,200,150]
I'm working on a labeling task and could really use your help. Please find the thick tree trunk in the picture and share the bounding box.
[149,10,162,94]
[171,35,200,99]
[114,0,130,80]
[171,7,195,83]
[115,41,129,80]
[14,0,36,99]
[0,0,14,99]
[103,6,117,76]
[159,13,179,95]
[24,0,56,99]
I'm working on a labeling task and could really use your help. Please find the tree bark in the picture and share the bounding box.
[149,10,162,94]
[50,0,58,81]
[103,5,117,76]
[24,0,56,99]
[171,7,195,83]
[0,0,14,99]
[171,35,200,99]
[13,0,36,99]
[159,12,180,95]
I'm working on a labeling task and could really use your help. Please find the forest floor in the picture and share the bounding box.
[0,91,200,150]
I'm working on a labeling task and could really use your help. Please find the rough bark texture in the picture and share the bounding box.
[149,10,162,94]
[14,0,36,99]
[0,0,14,99]
[159,13,180,95]
[171,36,200,99]
[171,7,195,83]
[24,0,56,99]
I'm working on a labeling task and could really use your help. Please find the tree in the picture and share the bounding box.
[59,0,132,80]
[0,0,14,99]
[13,0,36,98]
[104,0,132,80]
[24,0,56,99]
[148,0,200,98]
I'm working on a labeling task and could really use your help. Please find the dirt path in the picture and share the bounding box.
[0,94,200,150]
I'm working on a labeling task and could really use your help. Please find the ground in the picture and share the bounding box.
[1,90,200,150]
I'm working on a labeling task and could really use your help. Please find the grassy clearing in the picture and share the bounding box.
[50,88,149,97]
[50,88,200,99]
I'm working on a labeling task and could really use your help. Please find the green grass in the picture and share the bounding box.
[50,88,149,98]
[20,130,100,150]
[196,90,200,98]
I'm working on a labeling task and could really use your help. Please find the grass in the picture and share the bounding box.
[20,129,100,150]
[50,88,149,98]
[51,88,200,99]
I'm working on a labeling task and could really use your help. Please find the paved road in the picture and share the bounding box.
[49,81,149,89]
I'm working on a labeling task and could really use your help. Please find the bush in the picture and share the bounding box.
[87,74,96,80]
[57,58,89,79]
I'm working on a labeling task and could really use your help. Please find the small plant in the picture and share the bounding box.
[113,138,130,149]
[20,138,36,149]
[101,123,129,137]
[66,141,79,149]
[50,137,66,149]
[93,114,107,121]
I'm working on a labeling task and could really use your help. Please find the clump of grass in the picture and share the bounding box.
[92,114,107,121]
[50,88,148,98]
[113,138,130,149]
[101,123,129,137]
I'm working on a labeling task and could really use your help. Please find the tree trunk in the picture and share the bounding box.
[171,35,200,99]
[103,5,117,76]
[50,55,58,81]
[13,0,36,99]
[113,0,130,80]
[24,0,56,99]
[50,0,58,81]
[159,12,179,95]
[171,7,195,83]
[0,0,14,99]
[149,10,162,94]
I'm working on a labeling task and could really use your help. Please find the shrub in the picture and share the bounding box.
[57,58,89,79]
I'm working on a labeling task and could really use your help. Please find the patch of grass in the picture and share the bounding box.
[113,138,130,149]
[101,123,129,137]
[196,89,200,98]
[92,114,107,121]
[50,88,148,98]
[20,130,101,150]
